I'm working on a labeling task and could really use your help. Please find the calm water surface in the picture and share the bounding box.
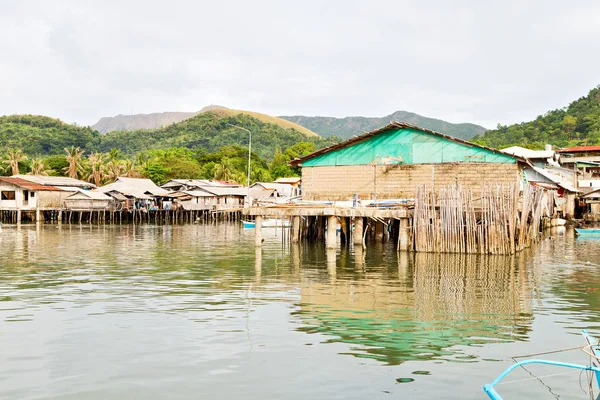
[1,223,600,399]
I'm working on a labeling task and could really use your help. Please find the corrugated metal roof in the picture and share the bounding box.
[0,177,62,191]
[97,177,172,199]
[65,190,112,200]
[274,177,301,184]
[197,186,247,196]
[556,146,600,153]
[161,179,242,188]
[531,167,579,192]
[500,146,554,159]
[13,174,96,188]
[289,122,529,167]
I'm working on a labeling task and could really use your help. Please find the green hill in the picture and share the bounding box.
[98,111,331,159]
[472,86,600,149]
[0,115,100,154]
[280,110,486,141]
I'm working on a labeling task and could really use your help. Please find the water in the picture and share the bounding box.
[1,223,600,399]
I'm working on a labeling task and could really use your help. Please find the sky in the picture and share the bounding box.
[1,0,599,129]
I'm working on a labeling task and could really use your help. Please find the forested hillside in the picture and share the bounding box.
[0,112,331,184]
[473,86,600,149]
[0,115,100,154]
[281,110,486,140]
[98,111,330,159]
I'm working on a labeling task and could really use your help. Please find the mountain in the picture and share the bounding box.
[97,111,330,159]
[280,111,486,140]
[472,85,600,149]
[92,106,319,137]
[0,112,330,160]
[92,111,199,134]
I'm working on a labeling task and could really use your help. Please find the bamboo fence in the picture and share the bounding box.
[413,183,550,254]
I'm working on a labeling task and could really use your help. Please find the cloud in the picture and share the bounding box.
[0,0,599,129]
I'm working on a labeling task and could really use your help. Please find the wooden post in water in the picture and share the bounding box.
[291,216,300,243]
[353,217,363,247]
[326,215,337,249]
[375,221,384,242]
[398,218,410,251]
[254,216,263,247]
[17,210,21,224]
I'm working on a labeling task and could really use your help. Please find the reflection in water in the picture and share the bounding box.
[1,224,600,400]
[296,251,535,365]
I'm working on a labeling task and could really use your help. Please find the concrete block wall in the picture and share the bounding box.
[301,163,521,200]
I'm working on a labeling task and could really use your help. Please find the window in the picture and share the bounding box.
[1,191,16,200]
[30,191,35,198]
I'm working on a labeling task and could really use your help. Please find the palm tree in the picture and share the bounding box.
[105,159,124,182]
[213,158,236,182]
[64,146,85,179]
[5,148,27,176]
[87,152,106,187]
[107,148,121,163]
[29,158,50,176]
[123,159,139,178]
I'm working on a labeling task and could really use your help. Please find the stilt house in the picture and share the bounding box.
[289,122,530,201]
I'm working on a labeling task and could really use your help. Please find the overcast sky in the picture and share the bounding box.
[1,1,599,129]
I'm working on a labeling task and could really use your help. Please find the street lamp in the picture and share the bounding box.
[226,123,252,207]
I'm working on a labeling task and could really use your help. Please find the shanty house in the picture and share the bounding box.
[160,179,242,191]
[0,177,64,210]
[175,187,247,210]
[250,182,298,201]
[582,188,600,222]
[97,177,174,210]
[64,190,113,211]
[289,122,528,201]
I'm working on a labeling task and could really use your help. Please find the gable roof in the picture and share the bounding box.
[65,190,112,200]
[0,177,62,191]
[97,177,172,198]
[161,179,241,189]
[13,174,95,188]
[289,122,528,167]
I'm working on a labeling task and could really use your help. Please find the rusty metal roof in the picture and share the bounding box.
[0,177,62,191]
[556,145,600,153]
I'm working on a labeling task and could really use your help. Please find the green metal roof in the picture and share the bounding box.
[291,122,523,167]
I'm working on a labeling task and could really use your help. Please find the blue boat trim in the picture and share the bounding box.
[483,359,600,400]
[484,330,600,399]
[575,228,600,236]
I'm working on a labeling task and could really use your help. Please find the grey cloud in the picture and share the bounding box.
[0,0,599,129]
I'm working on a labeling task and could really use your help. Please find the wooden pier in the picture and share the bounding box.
[0,208,243,225]
[245,205,413,251]
[245,183,560,255]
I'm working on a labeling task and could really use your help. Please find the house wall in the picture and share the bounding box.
[64,199,111,210]
[37,191,70,209]
[0,183,36,210]
[301,163,522,200]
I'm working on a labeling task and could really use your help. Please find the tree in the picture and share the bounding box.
[5,148,27,175]
[64,146,85,179]
[87,152,106,186]
[107,148,121,163]
[123,160,139,178]
[563,115,578,139]
[213,158,236,182]
[29,158,50,176]
[105,159,124,182]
